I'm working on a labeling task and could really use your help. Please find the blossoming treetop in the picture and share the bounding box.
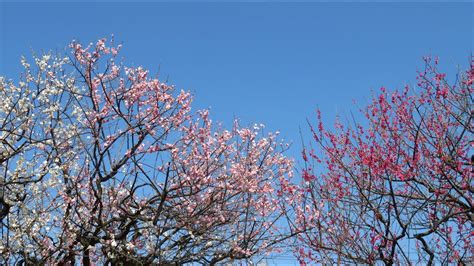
[0,38,295,265]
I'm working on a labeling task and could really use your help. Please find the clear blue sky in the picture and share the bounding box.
[0,1,472,264]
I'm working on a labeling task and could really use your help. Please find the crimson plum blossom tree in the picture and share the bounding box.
[293,57,473,265]
[0,38,294,265]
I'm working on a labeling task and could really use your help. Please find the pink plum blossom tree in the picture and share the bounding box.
[293,57,473,265]
[0,38,295,265]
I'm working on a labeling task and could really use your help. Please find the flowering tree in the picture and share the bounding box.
[294,57,473,264]
[0,38,294,265]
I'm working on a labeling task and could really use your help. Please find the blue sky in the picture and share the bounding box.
[1,2,472,150]
[0,2,472,264]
